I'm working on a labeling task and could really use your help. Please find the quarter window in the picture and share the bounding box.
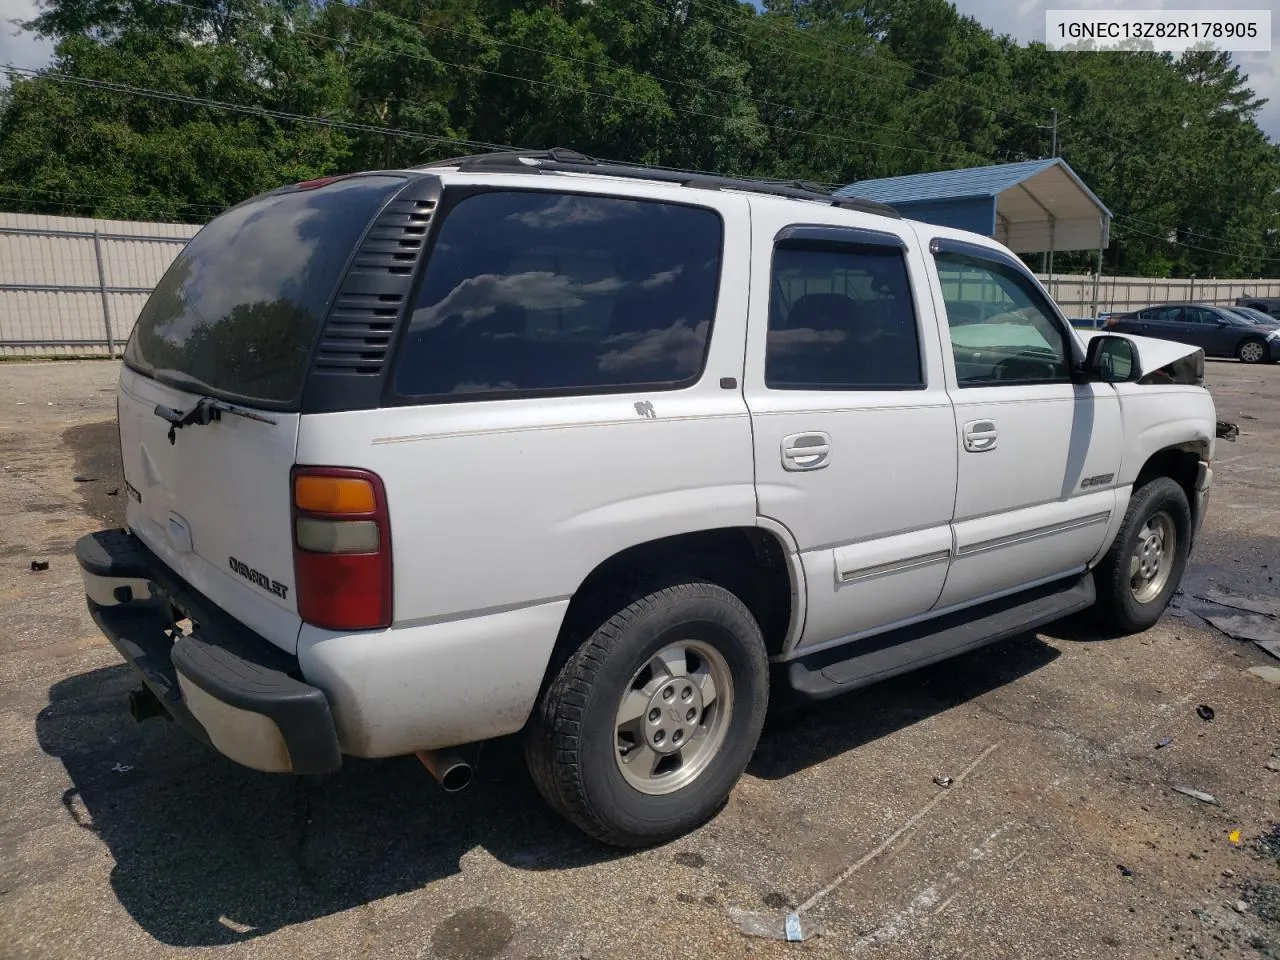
[765,242,922,390]
[392,191,723,399]
[935,253,1071,386]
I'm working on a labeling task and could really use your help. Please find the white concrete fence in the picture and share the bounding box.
[1,212,1278,358]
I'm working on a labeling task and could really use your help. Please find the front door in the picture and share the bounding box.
[745,204,957,653]
[924,235,1123,608]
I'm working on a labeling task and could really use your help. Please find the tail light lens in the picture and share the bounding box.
[291,467,392,631]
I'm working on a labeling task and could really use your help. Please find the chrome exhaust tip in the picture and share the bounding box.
[416,749,473,792]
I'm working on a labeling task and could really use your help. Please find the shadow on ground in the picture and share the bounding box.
[62,420,126,528]
[38,629,1065,946]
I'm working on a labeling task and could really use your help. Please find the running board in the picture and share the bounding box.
[786,573,1095,700]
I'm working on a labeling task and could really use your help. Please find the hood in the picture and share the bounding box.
[1077,330,1204,378]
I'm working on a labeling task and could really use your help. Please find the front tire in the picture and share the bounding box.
[1237,337,1267,364]
[1093,477,1192,633]
[525,580,768,847]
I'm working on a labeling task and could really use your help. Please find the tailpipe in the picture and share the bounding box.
[416,749,473,793]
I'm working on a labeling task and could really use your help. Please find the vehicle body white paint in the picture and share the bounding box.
[106,165,1218,760]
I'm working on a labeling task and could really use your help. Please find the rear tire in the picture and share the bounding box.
[1237,338,1267,364]
[1093,477,1191,634]
[525,580,768,848]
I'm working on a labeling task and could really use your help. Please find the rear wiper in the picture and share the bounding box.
[153,397,278,445]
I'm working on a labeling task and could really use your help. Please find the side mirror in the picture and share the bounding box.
[1084,335,1140,383]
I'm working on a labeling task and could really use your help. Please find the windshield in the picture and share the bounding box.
[124,175,407,407]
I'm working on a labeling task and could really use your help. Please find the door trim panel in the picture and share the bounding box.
[957,510,1112,558]
[838,548,951,584]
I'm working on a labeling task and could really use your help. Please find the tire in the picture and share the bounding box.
[525,579,768,848]
[1236,337,1267,364]
[1093,477,1192,634]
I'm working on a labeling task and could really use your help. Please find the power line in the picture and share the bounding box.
[5,183,224,212]
[331,0,983,155]
[150,0,958,160]
[1116,211,1278,254]
[1116,217,1280,263]
[1,64,522,153]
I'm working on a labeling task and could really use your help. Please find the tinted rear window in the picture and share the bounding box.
[125,175,406,406]
[392,191,723,400]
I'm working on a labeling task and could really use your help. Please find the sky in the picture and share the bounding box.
[1,0,1277,140]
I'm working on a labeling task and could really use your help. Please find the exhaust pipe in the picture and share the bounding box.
[127,687,166,723]
[416,749,473,793]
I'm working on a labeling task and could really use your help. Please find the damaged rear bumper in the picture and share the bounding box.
[76,529,341,775]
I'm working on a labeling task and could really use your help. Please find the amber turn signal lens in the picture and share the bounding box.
[294,475,377,515]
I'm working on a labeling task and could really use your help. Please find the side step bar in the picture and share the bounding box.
[786,572,1095,700]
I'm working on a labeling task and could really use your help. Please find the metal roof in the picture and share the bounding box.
[836,158,1112,253]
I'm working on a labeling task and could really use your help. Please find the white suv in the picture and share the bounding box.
[77,150,1216,847]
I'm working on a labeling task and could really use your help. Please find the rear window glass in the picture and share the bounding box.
[124,175,406,406]
[393,191,723,399]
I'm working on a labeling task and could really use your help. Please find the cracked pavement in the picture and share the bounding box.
[0,359,1277,960]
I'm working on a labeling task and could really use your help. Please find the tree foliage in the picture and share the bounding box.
[2,0,1278,276]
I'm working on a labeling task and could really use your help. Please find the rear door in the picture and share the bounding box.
[923,235,1123,607]
[745,204,957,653]
[118,174,413,652]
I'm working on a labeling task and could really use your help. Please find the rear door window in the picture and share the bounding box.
[765,242,922,389]
[125,175,407,407]
[392,191,723,400]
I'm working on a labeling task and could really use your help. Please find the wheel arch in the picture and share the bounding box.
[539,525,801,696]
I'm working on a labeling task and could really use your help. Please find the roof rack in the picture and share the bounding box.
[416,148,900,218]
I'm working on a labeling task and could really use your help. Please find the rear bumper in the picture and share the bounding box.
[76,530,341,775]
[1269,339,1280,362]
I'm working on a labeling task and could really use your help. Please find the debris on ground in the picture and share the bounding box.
[1201,590,1280,619]
[1156,737,1173,749]
[1233,900,1247,913]
[1197,705,1215,722]
[106,488,119,496]
[729,907,823,942]
[29,560,49,572]
[1229,829,1241,845]
[1117,864,1134,877]
[1247,666,1280,686]
[1203,613,1280,659]
[932,775,953,788]
[1171,786,1221,806]
[72,475,96,483]
[1216,421,1239,441]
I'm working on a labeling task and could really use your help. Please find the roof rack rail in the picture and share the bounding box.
[416,148,900,218]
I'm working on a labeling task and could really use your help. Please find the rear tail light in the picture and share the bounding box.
[291,467,392,631]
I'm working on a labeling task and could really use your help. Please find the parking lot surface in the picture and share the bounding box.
[1,360,1277,960]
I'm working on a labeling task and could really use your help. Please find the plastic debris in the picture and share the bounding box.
[73,475,97,483]
[1197,705,1215,722]
[1156,737,1173,749]
[729,907,823,942]
[933,775,953,788]
[111,763,133,774]
[1204,614,1280,660]
[1229,829,1241,845]
[1171,786,1221,806]
[1202,590,1280,619]
[30,560,49,572]
[1117,864,1134,877]
[1216,421,1239,441]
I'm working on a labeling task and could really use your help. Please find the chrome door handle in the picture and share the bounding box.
[963,419,998,453]
[781,432,832,471]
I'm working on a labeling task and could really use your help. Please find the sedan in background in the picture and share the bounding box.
[1227,305,1278,326]
[1107,302,1280,363]
[1235,296,1280,317]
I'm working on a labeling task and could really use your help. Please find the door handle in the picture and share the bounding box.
[781,432,832,471]
[963,419,998,453]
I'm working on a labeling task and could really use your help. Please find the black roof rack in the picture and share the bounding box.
[416,148,900,218]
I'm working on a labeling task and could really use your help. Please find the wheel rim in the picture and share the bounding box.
[1241,341,1264,362]
[1129,510,1176,604]
[613,639,733,796]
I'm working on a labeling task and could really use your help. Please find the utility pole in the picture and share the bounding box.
[1050,109,1058,158]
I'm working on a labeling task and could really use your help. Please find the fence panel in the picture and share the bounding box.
[0,213,197,358]
[2,208,1279,356]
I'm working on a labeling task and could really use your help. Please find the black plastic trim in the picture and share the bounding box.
[775,224,906,249]
[380,183,726,408]
[301,174,445,414]
[76,531,342,774]
[416,148,901,218]
[785,572,1095,699]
